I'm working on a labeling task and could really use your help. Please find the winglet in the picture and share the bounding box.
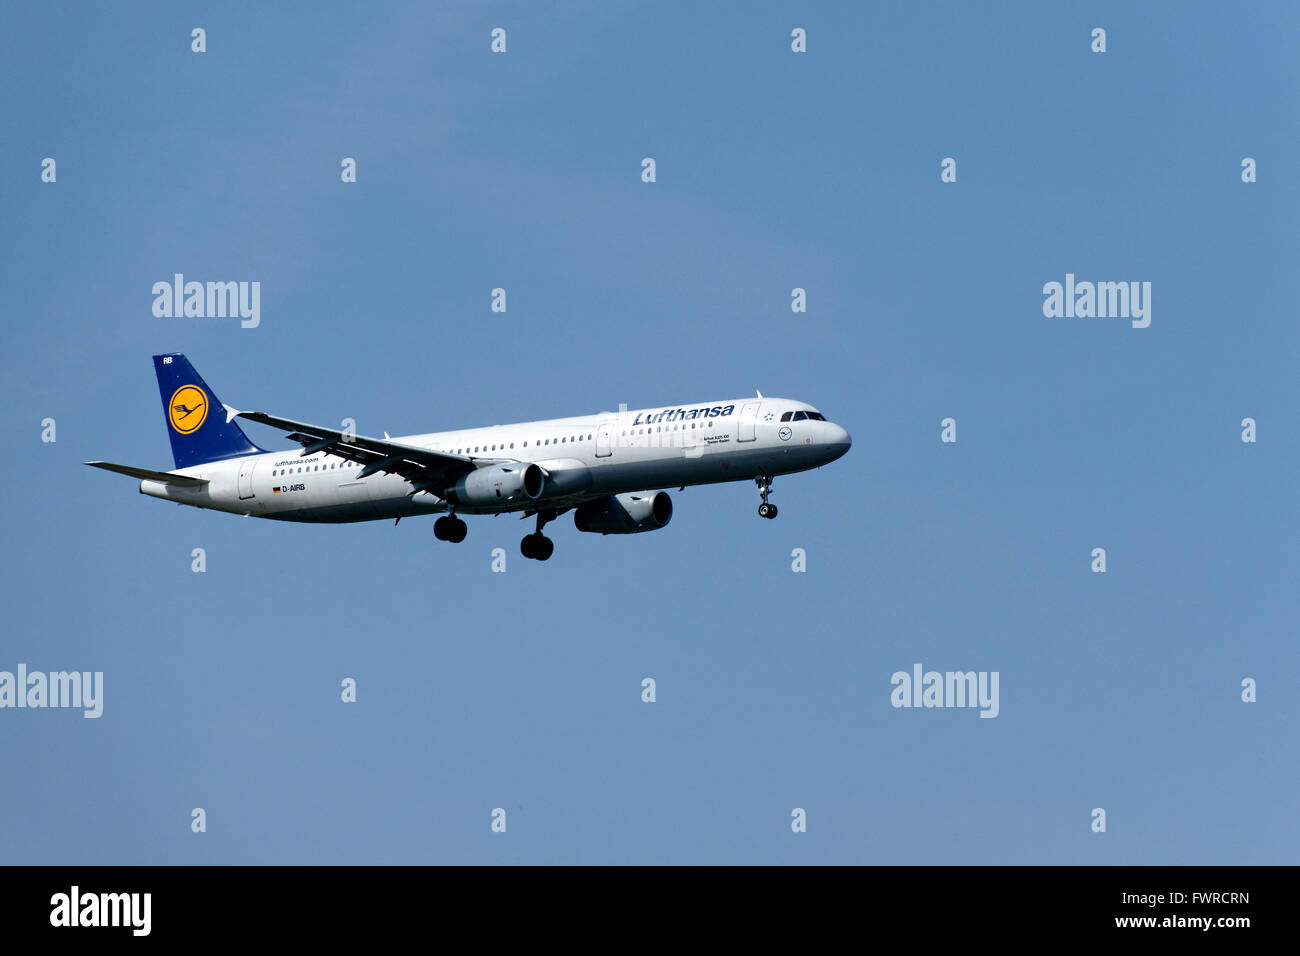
[223,403,241,424]
[756,389,763,398]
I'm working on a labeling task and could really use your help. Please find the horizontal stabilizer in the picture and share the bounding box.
[85,461,210,487]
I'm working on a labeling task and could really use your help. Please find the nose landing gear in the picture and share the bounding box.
[755,475,778,519]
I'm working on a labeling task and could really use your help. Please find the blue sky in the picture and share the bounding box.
[1,1,1295,864]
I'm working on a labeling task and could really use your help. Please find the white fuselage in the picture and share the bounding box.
[140,397,851,522]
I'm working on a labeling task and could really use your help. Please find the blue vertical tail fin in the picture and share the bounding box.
[153,353,264,469]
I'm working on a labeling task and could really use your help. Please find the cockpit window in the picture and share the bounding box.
[806,412,825,421]
[780,411,793,422]
[791,411,808,421]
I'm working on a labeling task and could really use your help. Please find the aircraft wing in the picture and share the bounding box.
[236,410,476,492]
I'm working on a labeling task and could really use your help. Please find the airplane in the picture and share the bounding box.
[87,354,852,561]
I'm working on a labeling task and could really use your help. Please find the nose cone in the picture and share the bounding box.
[823,423,851,461]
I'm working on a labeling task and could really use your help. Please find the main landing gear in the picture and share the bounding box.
[755,474,778,519]
[521,509,558,561]
[434,512,467,543]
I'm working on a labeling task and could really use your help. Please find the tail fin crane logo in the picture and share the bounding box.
[168,385,208,434]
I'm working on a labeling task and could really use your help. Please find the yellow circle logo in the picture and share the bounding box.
[168,385,208,434]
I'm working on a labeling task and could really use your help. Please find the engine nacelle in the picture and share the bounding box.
[447,462,543,507]
[574,491,673,534]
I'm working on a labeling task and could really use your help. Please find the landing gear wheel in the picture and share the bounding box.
[521,533,554,560]
[754,474,777,519]
[435,515,468,542]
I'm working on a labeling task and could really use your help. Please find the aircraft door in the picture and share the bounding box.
[737,402,760,442]
[238,457,257,499]
[596,422,613,458]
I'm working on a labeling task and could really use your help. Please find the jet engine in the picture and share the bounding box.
[446,462,544,506]
[573,491,673,534]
